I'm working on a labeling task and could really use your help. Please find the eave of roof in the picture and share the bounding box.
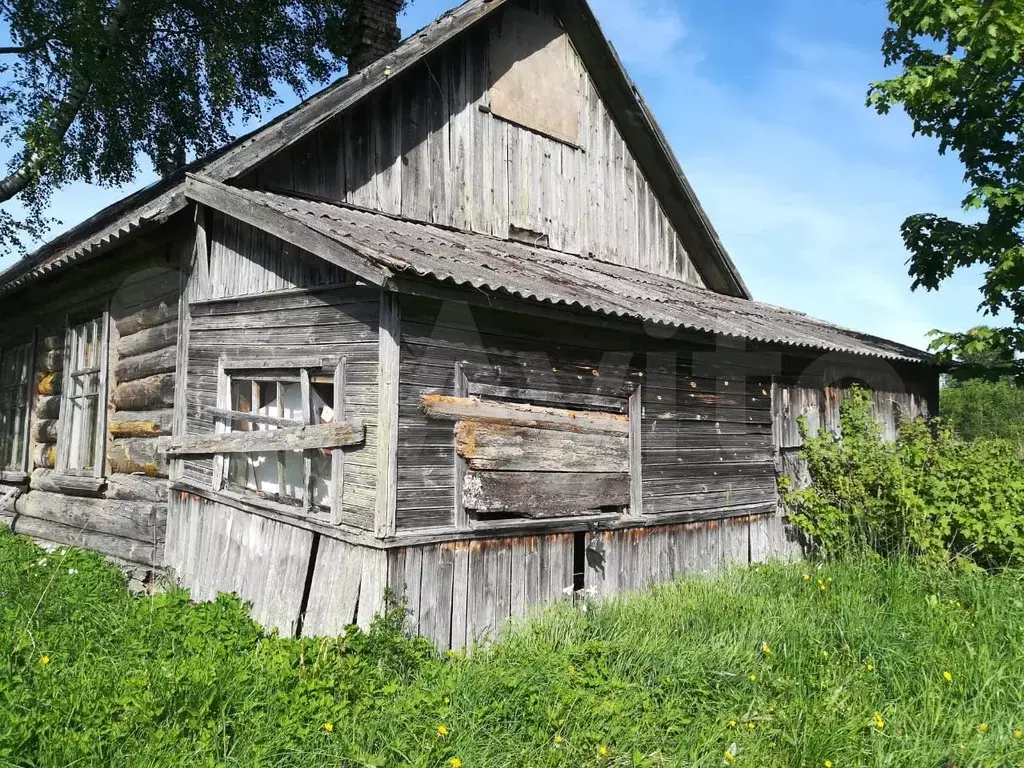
[186,178,932,365]
[0,0,751,300]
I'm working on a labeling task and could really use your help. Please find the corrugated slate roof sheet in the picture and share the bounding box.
[245,188,930,363]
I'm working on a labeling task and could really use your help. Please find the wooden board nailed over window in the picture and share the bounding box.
[421,395,629,519]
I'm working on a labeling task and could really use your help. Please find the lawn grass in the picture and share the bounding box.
[3,526,1024,767]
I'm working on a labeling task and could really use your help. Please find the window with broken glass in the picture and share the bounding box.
[58,315,108,475]
[0,340,33,474]
[221,368,337,512]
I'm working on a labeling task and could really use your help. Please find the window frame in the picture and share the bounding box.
[56,311,110,478]
[214,358,344,519]
[0,335,36,480]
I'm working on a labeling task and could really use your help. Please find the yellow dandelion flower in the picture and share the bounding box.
[597,745,609,757]
[724,751,736,764]
[873,712,885,730]
[568,665,576,675]
[824,761,833,768]
[748,674,757,681]
[943,671,952,683]
[450,759,463,768]
[978,723,989,734]
[728,720,737,729]
[803,574,811,581]
[40,655,50,665]
[761,642,772,656]
[323,722,334,733]
[819,583,827,592]
[1013,729,1022,740]
[554,734,563,745]
[865,663,874,671]
[748,721,756,730]
[436,725,450,738]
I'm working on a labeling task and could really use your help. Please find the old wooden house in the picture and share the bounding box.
[0,0,937,648]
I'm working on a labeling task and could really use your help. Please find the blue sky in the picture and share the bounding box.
[0,0,992,350]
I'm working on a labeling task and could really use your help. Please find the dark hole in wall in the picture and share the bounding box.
[295,532,321,637]
[573,531,586,592]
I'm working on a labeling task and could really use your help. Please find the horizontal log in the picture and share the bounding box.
[115,346,176,384]
[41,334,64,351]
[463,470,630,516]
[167,420,365,455]
[111,374,175,411]
[421,395,629,435]
[108,437,171,477]
[455,421,628,473]
[12,514,157,566]
[104,474,169,503]
[33,419,59,443]
[15,489,164,543]
[37,372,61,396]
[115,300,178,337]
[32,443,56,469]
[116,320,178,359]
[35,395,61,420]
[109,409,174,438]
[29,469,105,497]
[35,348,63,374]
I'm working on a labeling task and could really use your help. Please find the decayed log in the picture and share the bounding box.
[455,421,629,473]
[12,514,157,566]
[29,468,105,497]
[41,334,64,351]
[32,443,56,469]
[111,373,175,411]
[114,346,176,384]
[0,486,21,516]
[108,437,171,477]
[37,372,61,396]
[462,470,630,516]
[166,420,365,455]
[104,473,169,503]
[15,489,164,543]
[421,395,629,434]
[109,409,174,438]
[33,419,59,443]
[35,395,60,420]
[117,320,178,359]
[115,301,178,337]
[35,348,63,374]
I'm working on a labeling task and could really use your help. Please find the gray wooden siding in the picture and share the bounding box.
[181,274,381,530]
[249,1,704,286]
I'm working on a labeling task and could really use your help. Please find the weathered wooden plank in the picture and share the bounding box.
[422,395,628,434]
[28,469,104,497]
[15,488,164,543]
[450,541,471,650]
[467,540,498,646]
[375,291,401,537]
[455,421,627,472]
[356,548,388,631]
[167,420,365,455]
[12,514,157,566]
[628,386,643,516]
[105,473,168,503]
[463,470,629,515]
[303,536,365,637]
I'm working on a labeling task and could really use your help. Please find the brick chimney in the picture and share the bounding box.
[348,0,404,74]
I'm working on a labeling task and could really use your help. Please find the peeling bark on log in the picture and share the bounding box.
[114,301,178,337]
[35,395,60,420]
[32,443,56,469]
[108,408,174,438]
[108,437,170,477]
[37,372,61,396]
[117,321,178,359]
[104,474,169,503]
[115,346,176,384]
[111,374,175,411]
[11,514,157,566]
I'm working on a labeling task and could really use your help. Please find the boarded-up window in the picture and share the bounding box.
[58,315,108,475]
[421,390,630,520]
[489,5,582,146]
[0,341,33,473]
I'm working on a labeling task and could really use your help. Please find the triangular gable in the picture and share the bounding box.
[0,0,749,299]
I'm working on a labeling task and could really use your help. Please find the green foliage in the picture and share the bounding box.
[869,2,1024,370]
[785,388,1024,569]
[0,0,402,249]
[5,529,1024,766]
[941,378,1024,446]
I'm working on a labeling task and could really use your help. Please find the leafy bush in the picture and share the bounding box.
[785,388,1024,568]
[941,378,1024,448]
[4,529,1024,766]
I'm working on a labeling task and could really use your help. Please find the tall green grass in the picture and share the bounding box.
[3,526,1024,767]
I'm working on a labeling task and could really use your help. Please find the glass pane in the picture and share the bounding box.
[79,394,98,472]
[310,450,331,508]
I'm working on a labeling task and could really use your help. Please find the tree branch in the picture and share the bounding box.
[0,0,131,203]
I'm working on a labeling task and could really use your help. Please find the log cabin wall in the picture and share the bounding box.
[246,0,705,287]
[174,215,380,530]
[0,231,185,568]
